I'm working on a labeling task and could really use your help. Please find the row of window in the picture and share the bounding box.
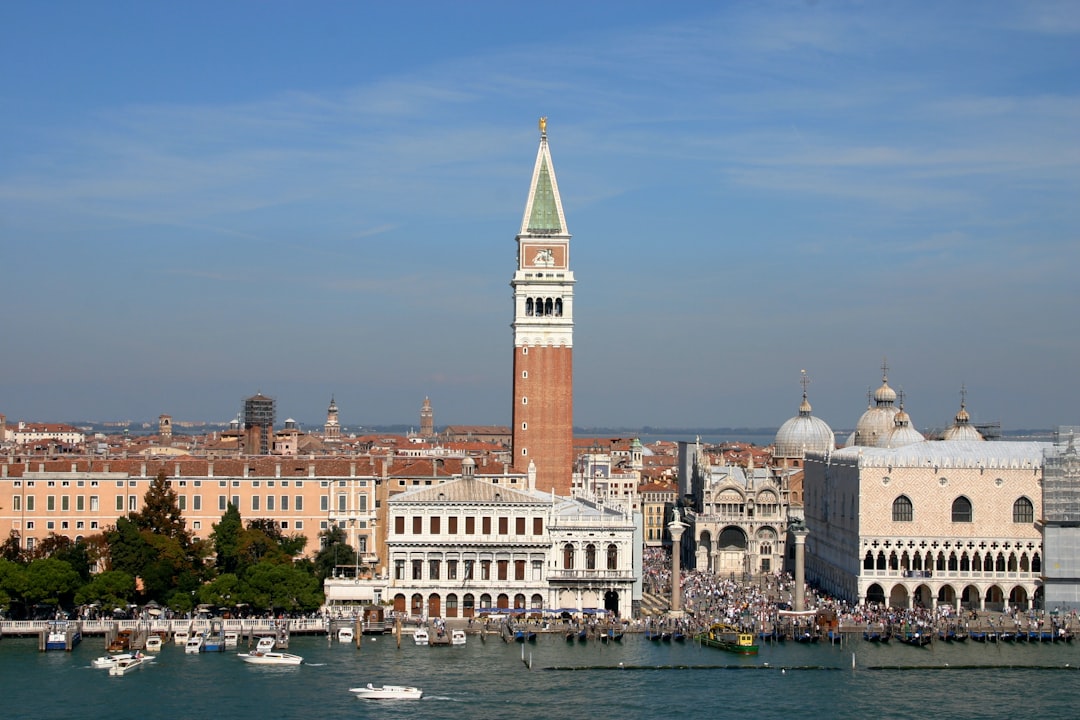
[394,558,544,582]
[863,549,1042,574]
[400,592,546,613]
[891,495,1034,524]
[394,515,544,536]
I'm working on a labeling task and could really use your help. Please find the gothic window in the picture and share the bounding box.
[952,496,973,523]
[876,552,886,570]
[1032,553,1042,573]
[936,552,946,571]
[960,553,970,572]
[1013,497,1034,524]
[864,552,874,570]
[892,495,913,522]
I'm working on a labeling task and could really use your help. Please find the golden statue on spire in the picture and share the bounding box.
[539,116,547,136]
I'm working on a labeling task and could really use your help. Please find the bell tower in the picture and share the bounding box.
[511,118,574,495]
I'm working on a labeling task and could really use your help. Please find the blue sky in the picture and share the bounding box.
[2,1,1078,433]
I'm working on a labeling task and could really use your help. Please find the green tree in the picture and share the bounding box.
[0,558,28,615]
[243,561,323,613]
[211,503,243,575]
[74,570,134,610]
[197,572,241,608]
[23,558,82,607]
[312,525,354,581]
[132,469,190,544]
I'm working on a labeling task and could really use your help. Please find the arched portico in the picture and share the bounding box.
[889,584,910,608]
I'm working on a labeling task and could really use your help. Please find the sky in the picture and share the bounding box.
[2,1,1078,434]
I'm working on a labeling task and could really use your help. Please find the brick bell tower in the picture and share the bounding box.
[511,117,574,495]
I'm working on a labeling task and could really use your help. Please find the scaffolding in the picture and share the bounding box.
[243,394,275,455]
[1043,426,1080,523]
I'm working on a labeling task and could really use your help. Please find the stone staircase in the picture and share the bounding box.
[640,590,670,617]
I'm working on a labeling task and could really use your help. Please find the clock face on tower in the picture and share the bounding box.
[523,244,565,269]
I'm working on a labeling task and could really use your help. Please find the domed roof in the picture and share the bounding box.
[774,372,835,458]
[877,405,925,448]
[849,365,900,447]
[943,393,984,442]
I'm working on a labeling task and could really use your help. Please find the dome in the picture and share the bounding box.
[943,395,984,442]
[877,407,925,448]
[774,375,835,458]
[849,366,900,447]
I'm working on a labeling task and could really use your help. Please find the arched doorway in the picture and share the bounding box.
[1009,586,1029,611]
[410,593,423,617]
[393,593,406,614]
[913,584,932,609]
[985,585,1005,612]
[427,594,441,618]
[446,593,459,618]
[865,583,886,605]
[696,530,712,574]
[937,585,957,608]
[716,526,748,576]
[497,593,509,609]
[961,585,981,610]
[889,584,910,609]
[462,593,475,618]
[604,590,620,617]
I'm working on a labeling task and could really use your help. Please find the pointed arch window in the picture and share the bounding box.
[1013,497,1034,524]
[892,495,913,522]
[952,496,973,523]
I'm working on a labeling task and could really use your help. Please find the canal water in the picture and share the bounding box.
[2,632,1076,720]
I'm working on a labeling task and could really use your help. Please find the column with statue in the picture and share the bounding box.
[790,518,810,612]
[668,506,687,617]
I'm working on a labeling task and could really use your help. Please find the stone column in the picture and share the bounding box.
[668,520,687,616]
[791,523,809,612]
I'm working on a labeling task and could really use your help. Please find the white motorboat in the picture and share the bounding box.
[185,632,205,654]
[238,650,304,666]
[350,684,423,700]
[224,631,239,649]
[109,654,147,676]
[145,635,163,652]
[338,627,355,643]
[92,652,157,670]
[251,635,276,653]
[451,629,467,646]
[413,628,429,646]
[173,628,190,646]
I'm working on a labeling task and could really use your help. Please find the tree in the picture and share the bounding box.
[132,469,191,544]
[312,525,354,581]
[0,558,28,616]
[74,570,135,610]
[22,558,82,608]
[0,531,24,563]
[211,503,243,575]
[243,561,323,613]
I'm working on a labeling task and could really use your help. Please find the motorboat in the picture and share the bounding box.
[185,632,205,654]
[92,652,157,670]
[338,627,355,643]
[413,628,429,646]
[224,631,239,649]
[173,628,190,645]
[238,650,304,666]
[451,629,467,646]
[350,684,423,700]
[109,654,148,676]
[145,635,163,652]
[45,621,82,651]
[251,636,276,653]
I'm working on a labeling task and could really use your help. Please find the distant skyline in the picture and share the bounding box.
[2,2,1078,433]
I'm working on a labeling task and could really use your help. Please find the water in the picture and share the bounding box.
[3,633,1078,720]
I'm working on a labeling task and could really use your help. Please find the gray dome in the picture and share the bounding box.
[943,398,984,442]
[849,369,899,447]
[775,390,835,458]
[877,407,925,448]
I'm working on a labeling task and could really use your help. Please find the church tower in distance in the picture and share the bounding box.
[511,118,574,495]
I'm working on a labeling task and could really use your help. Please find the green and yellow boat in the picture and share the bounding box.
[696,623,759,655]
